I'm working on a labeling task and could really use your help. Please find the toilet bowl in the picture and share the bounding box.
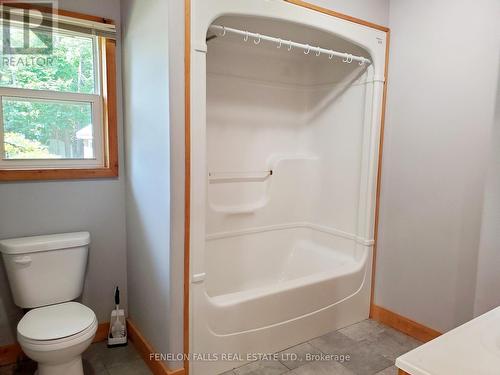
[17,302,97,375]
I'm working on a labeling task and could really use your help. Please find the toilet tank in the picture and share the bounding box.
[0,232,90,308]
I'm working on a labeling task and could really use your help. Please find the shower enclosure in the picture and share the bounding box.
[188,1,388,374]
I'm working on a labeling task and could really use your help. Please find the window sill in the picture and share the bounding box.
[0,164,118,181]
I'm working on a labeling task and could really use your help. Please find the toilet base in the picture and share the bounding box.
[36,356,83,375]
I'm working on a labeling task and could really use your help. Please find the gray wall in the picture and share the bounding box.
[166,0,186,368]
[474,61,500,316]
[0,0,127,346]
[121,0,172,364]
[375,0,500,332]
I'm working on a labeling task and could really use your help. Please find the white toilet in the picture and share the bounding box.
[0,232,97,375]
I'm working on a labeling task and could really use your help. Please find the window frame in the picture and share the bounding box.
[0,6,118,181]
[0,87,104,169]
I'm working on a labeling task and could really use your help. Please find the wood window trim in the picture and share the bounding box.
[3,2,115,26]
[0,7,118,182]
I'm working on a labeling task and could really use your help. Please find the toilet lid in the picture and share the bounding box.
[18,302,96,341]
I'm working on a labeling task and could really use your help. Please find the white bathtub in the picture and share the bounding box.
[191,224,372,374]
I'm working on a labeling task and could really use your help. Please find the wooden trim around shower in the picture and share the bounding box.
[183,2,390,374]
[370,28,391,316]
[284,0,390,32]
[184,0,191,374]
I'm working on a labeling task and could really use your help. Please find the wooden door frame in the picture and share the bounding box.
[183,1,390,373]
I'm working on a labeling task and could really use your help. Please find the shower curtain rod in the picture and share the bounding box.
[208,24,371,65]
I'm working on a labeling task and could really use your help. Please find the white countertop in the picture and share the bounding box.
[396,306,500,375]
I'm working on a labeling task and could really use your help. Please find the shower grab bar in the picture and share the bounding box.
[208,24,371,66]
[208,170,272,183]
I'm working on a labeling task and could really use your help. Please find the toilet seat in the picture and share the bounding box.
[18,302,97,349]
[19,319,97,352]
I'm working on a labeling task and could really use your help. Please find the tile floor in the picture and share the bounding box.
[221,319,421,375]
[0,319,420,375]
[0,342,152,375]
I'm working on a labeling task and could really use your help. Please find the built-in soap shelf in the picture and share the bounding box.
[211,199,269,215]
[208,170,272,183]
[208,154,318,215]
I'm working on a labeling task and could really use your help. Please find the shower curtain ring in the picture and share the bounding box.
[343,54,353,63]
[359,59,365,66]
[277,38,282,49]
[244,31,249,42]
[254,34,261,44]
[287,40,292,51]
[315,47,321,56]
[329,51,334,60]
[220,26,226,37]
[304,45,311,55]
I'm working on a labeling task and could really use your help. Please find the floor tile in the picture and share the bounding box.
[368,331,419,362]
[0,342,147,375]
[83,356,108,374]
[0,360,37,375]
[0,363,109,375]
[384,327,421,349]
[278,342,323,370]
[92,370,110,375]
[83,341,107,364]
[1,319,421,375]
[339,342,394,375]
[234,360,289,375]
[288,360,355,375]
[375,365,398,375]
[106,359,151,375]
[339,320,386,342]
[0,365,15,375]
[88,342,141,369]
[309,331,357,354]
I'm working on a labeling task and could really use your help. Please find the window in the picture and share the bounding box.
[0,4,118,180]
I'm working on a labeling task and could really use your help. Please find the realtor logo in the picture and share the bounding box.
[1,1,56,55]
